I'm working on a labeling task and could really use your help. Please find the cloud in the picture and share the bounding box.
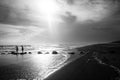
[58,0,119,22]
[0,24,48,44]
[60,12,77,24]
[0,0,120,45]
[56,22,120,43]
[0,0,48,27]
[49,0,120,44]
[0,0,53,44]
[55,0,120,43]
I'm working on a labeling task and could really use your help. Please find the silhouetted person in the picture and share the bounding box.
[21,45,24,53]
[15,46,19,53]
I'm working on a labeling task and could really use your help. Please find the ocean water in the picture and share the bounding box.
[0,45,70,80]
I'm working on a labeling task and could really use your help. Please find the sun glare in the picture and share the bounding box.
[32,54,52,66]
[39,0,59,27]
[40,0,58,15]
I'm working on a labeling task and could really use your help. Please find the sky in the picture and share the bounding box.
[0,0,120,45]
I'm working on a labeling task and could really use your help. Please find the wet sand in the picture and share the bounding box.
[45,52,119,80]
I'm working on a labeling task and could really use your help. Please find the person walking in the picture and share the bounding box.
[21,45,24,53]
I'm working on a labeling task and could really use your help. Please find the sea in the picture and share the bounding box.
[0,45,71,80]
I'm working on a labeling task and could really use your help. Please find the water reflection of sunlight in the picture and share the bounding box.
[32,54,52,67]
[39,47,63,53]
